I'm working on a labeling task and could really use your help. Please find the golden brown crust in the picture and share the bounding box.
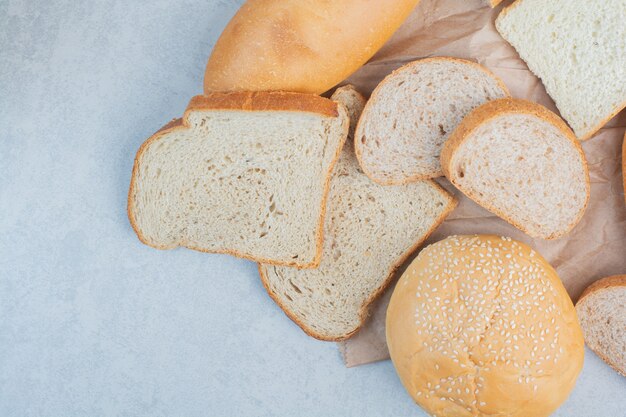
[489,0,504,6]
[355,57,510,185]
[623,132,626,205]
[187,91,339,117]
[204,0,421,95]
[127,92,348,269]
[440,98,591,240]
[257,183,458,341]
[577,275,626,304]
[387,235,585,416]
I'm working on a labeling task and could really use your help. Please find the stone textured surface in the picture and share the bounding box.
[0,1,624,416]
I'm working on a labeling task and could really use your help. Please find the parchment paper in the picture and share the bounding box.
[338,0,626,368]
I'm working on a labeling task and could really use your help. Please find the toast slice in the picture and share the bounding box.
[355,57,509,185]
[441,98,590,240]
[496,0,626,140]
[259,86,457,341]
[576,275,626,377]
[128,92,349,268]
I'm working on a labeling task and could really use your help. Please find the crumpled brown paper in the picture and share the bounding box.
[338,0,626,368]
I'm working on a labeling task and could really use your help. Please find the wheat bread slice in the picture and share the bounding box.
[354,57,509,185]
[576,275,626,377]
[128,92,349,268]
[496,0,626,140]
[259,86,457,341]
[441,98,590,240]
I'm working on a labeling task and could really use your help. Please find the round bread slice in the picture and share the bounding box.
[441,98,590,240]
[576,275,626,377]
[355,57,509,184]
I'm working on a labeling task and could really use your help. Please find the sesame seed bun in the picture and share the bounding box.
[386,235,584,417]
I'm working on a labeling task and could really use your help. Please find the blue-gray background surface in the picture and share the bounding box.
[1,1,624,416]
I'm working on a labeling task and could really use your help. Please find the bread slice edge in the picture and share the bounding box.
[440,98,590,240]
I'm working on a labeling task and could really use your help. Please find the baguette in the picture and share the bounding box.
[204,0,421,94]
[128,92,348,268]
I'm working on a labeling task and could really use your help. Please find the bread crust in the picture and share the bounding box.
[355,57,510,185]
[204,0,421,95]
[576,275,626,377]
[127,92,349,269]
[623,132,626,205]
[497,1,626,141]
[440,98,591,240]
[577,275,626,304]
[188,91,339,117]
[257,182,457,341]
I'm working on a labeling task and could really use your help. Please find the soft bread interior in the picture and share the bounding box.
[260,86,456,340]
[130,108,347,266]
[448,114,588,239]
[496,0,626,139]
[577,280,626,376]
[356,59,508,183]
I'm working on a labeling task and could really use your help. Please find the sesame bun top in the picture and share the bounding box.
[386,235,584,417]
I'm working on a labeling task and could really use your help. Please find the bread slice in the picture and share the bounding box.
[128,92,349,268]
[441,98,590,240]
[496,0,626,140]
[355,57,509,185]
[259,86,457,341]
[576,275,626,377]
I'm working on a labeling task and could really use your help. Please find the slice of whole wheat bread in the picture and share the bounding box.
[441,98,590,240]
[128,92,349,268]
[576,275,626,377]
[496,0,626,140]
[259,85,457,341]
[354,57,509,185]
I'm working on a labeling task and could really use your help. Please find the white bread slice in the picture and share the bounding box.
[259,86,457,341]
[576,275,626,377]
[441,98,590,240]
[355,57,509,185]
[496,0,626,140]
[128,92,349,268]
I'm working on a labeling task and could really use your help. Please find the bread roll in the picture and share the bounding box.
[204,0,421,94]
[386,235,584,417]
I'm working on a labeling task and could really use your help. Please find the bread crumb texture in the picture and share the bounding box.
[259,85,456,340]
[496,0,626,140]
[386,235,584,417]
[576,275,626,377]
[128,92,348,268]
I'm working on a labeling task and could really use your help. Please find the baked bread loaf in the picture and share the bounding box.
[496,0,626,140]
[204,0,421,95]
[128,92,348,268]
[576,275,626,377]
[355,57,509,184]
[386,235,584,417]
[259,85,456,340]
[441,98,590,240]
